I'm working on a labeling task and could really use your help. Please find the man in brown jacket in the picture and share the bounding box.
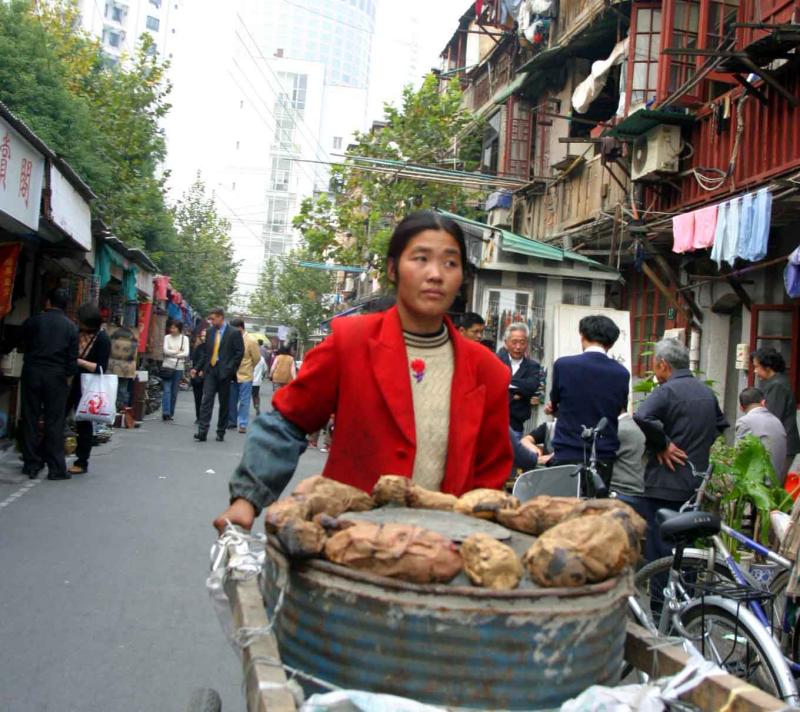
[228,318,262,433]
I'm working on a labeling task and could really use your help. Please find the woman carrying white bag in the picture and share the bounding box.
[67,304,113,475]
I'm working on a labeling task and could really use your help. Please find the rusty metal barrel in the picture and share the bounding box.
[262,537,633,710]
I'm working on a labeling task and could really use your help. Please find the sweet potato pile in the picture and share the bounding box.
[263,474,644,589]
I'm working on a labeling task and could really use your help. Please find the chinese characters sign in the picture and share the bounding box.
[0,117,45,231]
[0,242,22,318]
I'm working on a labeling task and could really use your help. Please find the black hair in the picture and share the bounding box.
[77,303,102,332]
[739,387,765,408]
[208,307,225,318]
[460,312,485,330]
[752,346,786,373]
[386,210,467,282]
[479,338,496,350]
[230,317,245,329]
[579,315,620,349]
[168,320,183,333]
[47,287,69,311]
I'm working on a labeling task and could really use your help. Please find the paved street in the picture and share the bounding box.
[0,394,325,712]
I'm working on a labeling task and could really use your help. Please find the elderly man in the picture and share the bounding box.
[634,338,729,561]
[545,315,629,487]
[736,387,788,484]
[497,322,541,433]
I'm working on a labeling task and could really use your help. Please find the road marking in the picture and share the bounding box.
[0,480,40,510]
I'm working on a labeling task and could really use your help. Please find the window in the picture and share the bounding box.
[482,111,502,175]
[105,30,122,48]
[332,136,343,150]
[265,196,291,234]
[627,5,662,111]
[146,15,160,31]
[748,305,800,398]
[270,157,292,191]
[503,96,533,179]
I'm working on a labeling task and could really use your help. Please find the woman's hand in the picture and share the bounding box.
[213,498,256,534]
[77,358,97,372]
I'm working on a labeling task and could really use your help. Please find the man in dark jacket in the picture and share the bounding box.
[634,338,728,561]
[194,307,244,443]
[497,322,541,433]
[545,315,630,487]
[19,288,79,479]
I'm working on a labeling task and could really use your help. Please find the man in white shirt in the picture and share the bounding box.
[496,322,542,433]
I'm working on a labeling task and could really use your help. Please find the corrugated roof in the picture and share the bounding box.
[436,209,616,272]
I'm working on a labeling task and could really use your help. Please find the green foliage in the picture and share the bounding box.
[248,249,335,344]
[160,177,239,316]
[292,74,483,278]
[708,435,792,548]
[0,0,176,252]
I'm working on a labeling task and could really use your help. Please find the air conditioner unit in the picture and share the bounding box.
[487,206,511,228]
[631,124,682,181]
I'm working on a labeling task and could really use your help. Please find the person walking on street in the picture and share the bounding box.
[161,321,189,421]
[545,315,629,488]
[497,323,542,433]
[194,308,244,442]
[252,352,266,417]
[752,346,799,478]
[228,318,261,433]
[736,386,788,484]
[67,303,111,475]
[269,346,296,390]
[190,329,207,424]
[634,338,729,562]
[19,288,78,479]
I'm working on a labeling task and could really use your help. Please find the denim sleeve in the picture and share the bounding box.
[229,410,308,514]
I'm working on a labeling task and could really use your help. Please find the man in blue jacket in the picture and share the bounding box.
[634,338,728,561]
[545,315,630,488]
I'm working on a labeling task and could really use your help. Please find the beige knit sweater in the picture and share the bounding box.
[404,327,454,491]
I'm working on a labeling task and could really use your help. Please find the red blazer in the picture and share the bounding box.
[273,306,512,495]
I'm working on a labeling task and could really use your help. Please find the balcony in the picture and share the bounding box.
[521,153,627,242]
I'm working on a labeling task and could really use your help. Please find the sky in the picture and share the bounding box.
[163,0,473,199]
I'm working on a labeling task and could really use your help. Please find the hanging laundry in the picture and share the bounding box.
[785,246,800,298]
[710,201,728,266]
[671,211,695,253]
[153,275,169,301]
[748,188,772,262]
[736,192,755,261]
[692,204,718,250]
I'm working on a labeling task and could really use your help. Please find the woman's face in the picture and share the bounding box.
[753,357,773,381]
[199,330,206,343]
[169,324,180,336]
[390,229,463,323]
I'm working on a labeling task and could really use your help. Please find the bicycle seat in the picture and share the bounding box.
[658,510,720,542]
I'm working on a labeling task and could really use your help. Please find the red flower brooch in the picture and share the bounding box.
[410,358,426,383]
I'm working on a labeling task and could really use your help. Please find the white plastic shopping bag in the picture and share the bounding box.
[75,368,118,424]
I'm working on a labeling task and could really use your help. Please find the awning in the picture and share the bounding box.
[605,108,695,138]
[435,209,616,271]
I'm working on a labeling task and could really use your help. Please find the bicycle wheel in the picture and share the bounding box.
[681,603,792,701]
[634,551,732,630]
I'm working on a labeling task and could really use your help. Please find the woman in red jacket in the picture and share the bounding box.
[214,211,512,532]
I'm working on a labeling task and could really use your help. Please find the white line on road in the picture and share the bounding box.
[0,480,41,511]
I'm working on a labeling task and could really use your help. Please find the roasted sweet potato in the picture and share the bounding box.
[495,496,579,535]
[295,475,374,517]
[264,497,311,533]
[461,533,522,590]
[455,489,519,520]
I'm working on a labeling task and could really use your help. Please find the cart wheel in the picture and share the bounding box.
[186,687,222,712]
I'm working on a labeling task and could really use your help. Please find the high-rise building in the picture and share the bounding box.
[77,0,180,60]
[165,0,376,300]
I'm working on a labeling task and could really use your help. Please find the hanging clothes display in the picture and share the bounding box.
[137,302,153,353]
[0,242,22,318]
[785,246,800,298]
[153,276,169,301]
[671,212,695,253]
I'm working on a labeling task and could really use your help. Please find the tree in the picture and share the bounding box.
[248,249,335,345]
[0,0,177,253]
[292,74,483,278]
[163,177,239,316]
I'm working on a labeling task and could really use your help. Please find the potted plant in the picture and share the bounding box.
[707,435,793,580]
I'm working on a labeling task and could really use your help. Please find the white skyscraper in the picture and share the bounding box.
[77,0,180,60]
[164,1,375,299]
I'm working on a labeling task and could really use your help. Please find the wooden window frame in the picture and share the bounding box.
[748,304,800,400]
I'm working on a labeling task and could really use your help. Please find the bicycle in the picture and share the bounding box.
[627,508,800,703]
[635,463,799,672]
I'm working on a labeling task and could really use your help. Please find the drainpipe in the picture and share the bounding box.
[689,328,701,372]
